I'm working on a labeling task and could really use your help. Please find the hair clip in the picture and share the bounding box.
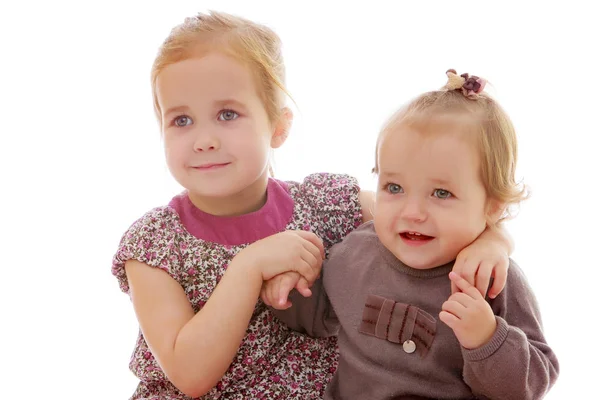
[444,69,486,99]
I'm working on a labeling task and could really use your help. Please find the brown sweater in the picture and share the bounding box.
[272,222,559,400]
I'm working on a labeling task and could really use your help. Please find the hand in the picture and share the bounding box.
[261,272,312,309]
[440,272,497,349]
[452,238,509,299]
[234,230,324,284]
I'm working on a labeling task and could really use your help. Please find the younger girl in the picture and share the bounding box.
[264,70,560,399]
[112,11,514,399]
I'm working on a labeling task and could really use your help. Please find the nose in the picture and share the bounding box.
[399,196,428,223]
[193,129,220,152]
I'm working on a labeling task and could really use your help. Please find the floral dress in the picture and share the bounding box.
[112,173,363,399]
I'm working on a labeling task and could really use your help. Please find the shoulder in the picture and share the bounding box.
[121,206,181,241]
[112,205,182,293]
[505,258,533,291]
[328,221,379,259]
[491,258,541,315]
[285,173,363,248]
[286,172,360,211]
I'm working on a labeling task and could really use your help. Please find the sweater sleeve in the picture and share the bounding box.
[461,260,560,400]
[270,274,339,338]
[268,240,352,337]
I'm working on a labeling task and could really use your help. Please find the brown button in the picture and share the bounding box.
[403,340,416,354]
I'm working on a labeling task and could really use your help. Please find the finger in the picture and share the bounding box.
[475,261,495,298]
[295,277,312,298]
[450,281,458,295]
[441,299,470,322]
[279,275,298,306]
[458,258,479,287]
[268,278,280,307]
[488,258,509,299]
[448,271,483,300]
[296,230,325,259]
[447,292,475,308]
[451,255,467,294]
[302,239,324,267]
[260,286,271,306]
[439,310,460,329]
[269,277,292,310]
[297,248,321,283]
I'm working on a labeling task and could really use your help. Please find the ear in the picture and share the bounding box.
[270,107,293,149]
[486,199,506,225]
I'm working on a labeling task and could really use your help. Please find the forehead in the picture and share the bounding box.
[155,52,259,107]
[378,124,481,183]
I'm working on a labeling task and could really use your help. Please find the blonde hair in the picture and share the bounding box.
[374,72,529,223]
[151,10,290,128]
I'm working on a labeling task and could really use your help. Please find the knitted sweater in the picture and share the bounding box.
[272,222,559,400]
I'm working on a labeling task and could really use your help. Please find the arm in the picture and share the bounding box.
[125,230,324,398]
[126,258,264,398]
[359,190,375,223]
[453,223,514,298]
[442,265,559,399]
[463,316,559,400]
[268,273,339,337]
[479,223,514,255]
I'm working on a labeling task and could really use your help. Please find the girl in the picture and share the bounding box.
[263,70,560,399]
[112,11,513,399]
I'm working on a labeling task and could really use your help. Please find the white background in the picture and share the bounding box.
[1,1,598,398]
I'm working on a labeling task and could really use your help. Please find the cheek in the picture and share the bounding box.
[163,139,183,163]
[439,204,486,239]
[373,201,397,229]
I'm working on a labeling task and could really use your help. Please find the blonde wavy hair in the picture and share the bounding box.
[374,70,529,224]
[151,10,290,129]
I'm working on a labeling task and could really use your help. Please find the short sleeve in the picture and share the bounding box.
[111,207,179,294]
[301,173,363,249]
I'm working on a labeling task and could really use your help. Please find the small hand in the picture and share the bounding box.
[440,271,497,349]
[452,239,509,299]
[261,272,312,309]
[234,230,324,285]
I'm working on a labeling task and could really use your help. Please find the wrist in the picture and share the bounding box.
[466,317,497,350]
[228,254,263,287]
[462,317,509,361]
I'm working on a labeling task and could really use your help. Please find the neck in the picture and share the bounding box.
[187,173,270,217]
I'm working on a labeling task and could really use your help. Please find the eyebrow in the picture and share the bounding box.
[215,99,249,113]
[162,105,190,119]
[162,99,249,119]
[379,171,402,180]
[379,172,453,187]
[430,178,452,186]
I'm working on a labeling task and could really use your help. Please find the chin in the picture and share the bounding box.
[191,185,241,198]
[401,258,438,270]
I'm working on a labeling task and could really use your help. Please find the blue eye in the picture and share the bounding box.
[386,183,403,194]
[433,189,452,199]
[218,110,239,121]
[174,115,192,127]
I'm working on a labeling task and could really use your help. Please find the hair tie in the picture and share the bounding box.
[444,69,486,99]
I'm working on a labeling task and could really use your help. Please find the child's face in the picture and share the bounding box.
[374,125,489,269]
[156,52,281,203]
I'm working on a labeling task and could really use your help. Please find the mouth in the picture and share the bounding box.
[192,162,231,170]
[399,231,435,243]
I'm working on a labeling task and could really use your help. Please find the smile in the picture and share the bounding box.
[192,162,231,170]
[399,231,434,246]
